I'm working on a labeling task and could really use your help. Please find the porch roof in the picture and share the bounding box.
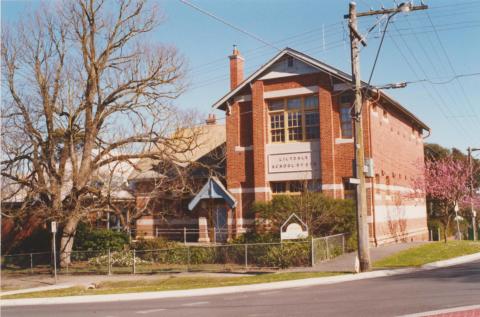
[188,177,237,211]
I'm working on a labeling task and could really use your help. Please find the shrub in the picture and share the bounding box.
[254,241,310,268]
[73,222,129,252]
[131,237,181,251]
[88,251,150,267]
[188,246,217,265]
[252,192,356,250]
[230,231,280,244]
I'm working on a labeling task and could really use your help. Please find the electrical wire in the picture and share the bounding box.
[405,73,480,85]
[388,24,476,141]
[400,13,479,130]
[178,0,280,51]
[425,11,480,123]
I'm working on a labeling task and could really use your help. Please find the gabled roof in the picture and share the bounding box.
[128,124,226,181]
[172,124,226,166]
[188,176,236,211]
[212,47,429,131]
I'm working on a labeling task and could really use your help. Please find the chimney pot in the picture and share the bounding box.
[206,114,216,125]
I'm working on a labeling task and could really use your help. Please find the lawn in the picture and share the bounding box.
[374,241,480,268]
[1,271,343,300]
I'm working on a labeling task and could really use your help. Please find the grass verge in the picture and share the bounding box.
[1,271,343,300]
[374,241,480,268]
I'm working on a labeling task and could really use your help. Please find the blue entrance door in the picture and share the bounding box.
[215,207,228,243]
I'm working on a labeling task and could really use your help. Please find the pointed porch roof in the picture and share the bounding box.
[188,177,237,211]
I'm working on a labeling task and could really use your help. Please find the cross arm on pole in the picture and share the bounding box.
[344,4,428,18]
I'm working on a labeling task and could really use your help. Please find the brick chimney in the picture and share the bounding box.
[229,45,244,90]
[206,113,216,125]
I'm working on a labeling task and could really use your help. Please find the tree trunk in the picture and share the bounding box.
[443,215,451,244]
[59,216,80,267]
[442,223,448,243]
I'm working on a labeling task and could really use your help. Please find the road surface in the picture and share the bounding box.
[3,260,480,317]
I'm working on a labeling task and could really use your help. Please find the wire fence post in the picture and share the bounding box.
[326,237,330,259]
[187,246,190,272]
[213,227,216,244]
[108,248,112,275]
[30,253,33,274]
[438,227,441,241]
[311,237,315,267]
[342,234,345,254]
[183,227,187,245]
[244,244,248,270]
[132,249,136,275]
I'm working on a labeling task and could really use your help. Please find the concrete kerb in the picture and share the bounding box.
[2,252,480,307]
[420,252,480,269]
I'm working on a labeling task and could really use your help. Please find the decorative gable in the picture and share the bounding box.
[259,55,319,80]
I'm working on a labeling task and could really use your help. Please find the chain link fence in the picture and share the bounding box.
[1,233,346,275]
[312,233,346,265]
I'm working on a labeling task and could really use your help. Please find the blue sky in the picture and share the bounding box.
[2,0,480,154]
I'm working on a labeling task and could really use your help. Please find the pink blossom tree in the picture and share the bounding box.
[415,156,471,242]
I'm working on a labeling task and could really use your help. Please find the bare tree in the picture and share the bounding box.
[1,0,199,266]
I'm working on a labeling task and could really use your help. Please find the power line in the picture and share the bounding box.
[178,0,280,51]
[405,72,480,85]
[425,11,480,122]
[400,13,479,130]
[187,18,480,91]
[184,3,476,79]
[388,24,476,141]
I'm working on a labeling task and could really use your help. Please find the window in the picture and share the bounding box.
[271,180,320,195]
[289,181,304,193]
[270,113,285,142]
[342,177,356,201]
[271,182,287,194]
[268,95,320,143]
[305,112,320,139]
[287,97,301,110]
[288,112,303,141]
[304,95,318,109]
[239,103,253,146]
[339,94,353,138]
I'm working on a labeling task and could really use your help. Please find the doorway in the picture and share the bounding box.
[214,206,228,243]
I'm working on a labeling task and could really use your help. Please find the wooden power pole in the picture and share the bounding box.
[348,2,371,272]
[468,146,479,241]
[345,1,428,272]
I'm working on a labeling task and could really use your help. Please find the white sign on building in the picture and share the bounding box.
[268,152,319,174]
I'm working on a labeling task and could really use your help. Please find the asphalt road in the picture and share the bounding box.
[3,261,480,317]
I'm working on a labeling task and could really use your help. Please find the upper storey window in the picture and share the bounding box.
[268,95,319,143]
[339,94,353,138]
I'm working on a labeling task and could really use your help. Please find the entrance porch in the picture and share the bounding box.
[188,177,238,243]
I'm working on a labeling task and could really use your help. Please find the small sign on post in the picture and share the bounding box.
[51,221,57,283]
[281,213,309,240]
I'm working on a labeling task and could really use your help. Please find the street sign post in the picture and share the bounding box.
[51,221,57,283]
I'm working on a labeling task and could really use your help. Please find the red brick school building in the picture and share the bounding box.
[210,47,429,245]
